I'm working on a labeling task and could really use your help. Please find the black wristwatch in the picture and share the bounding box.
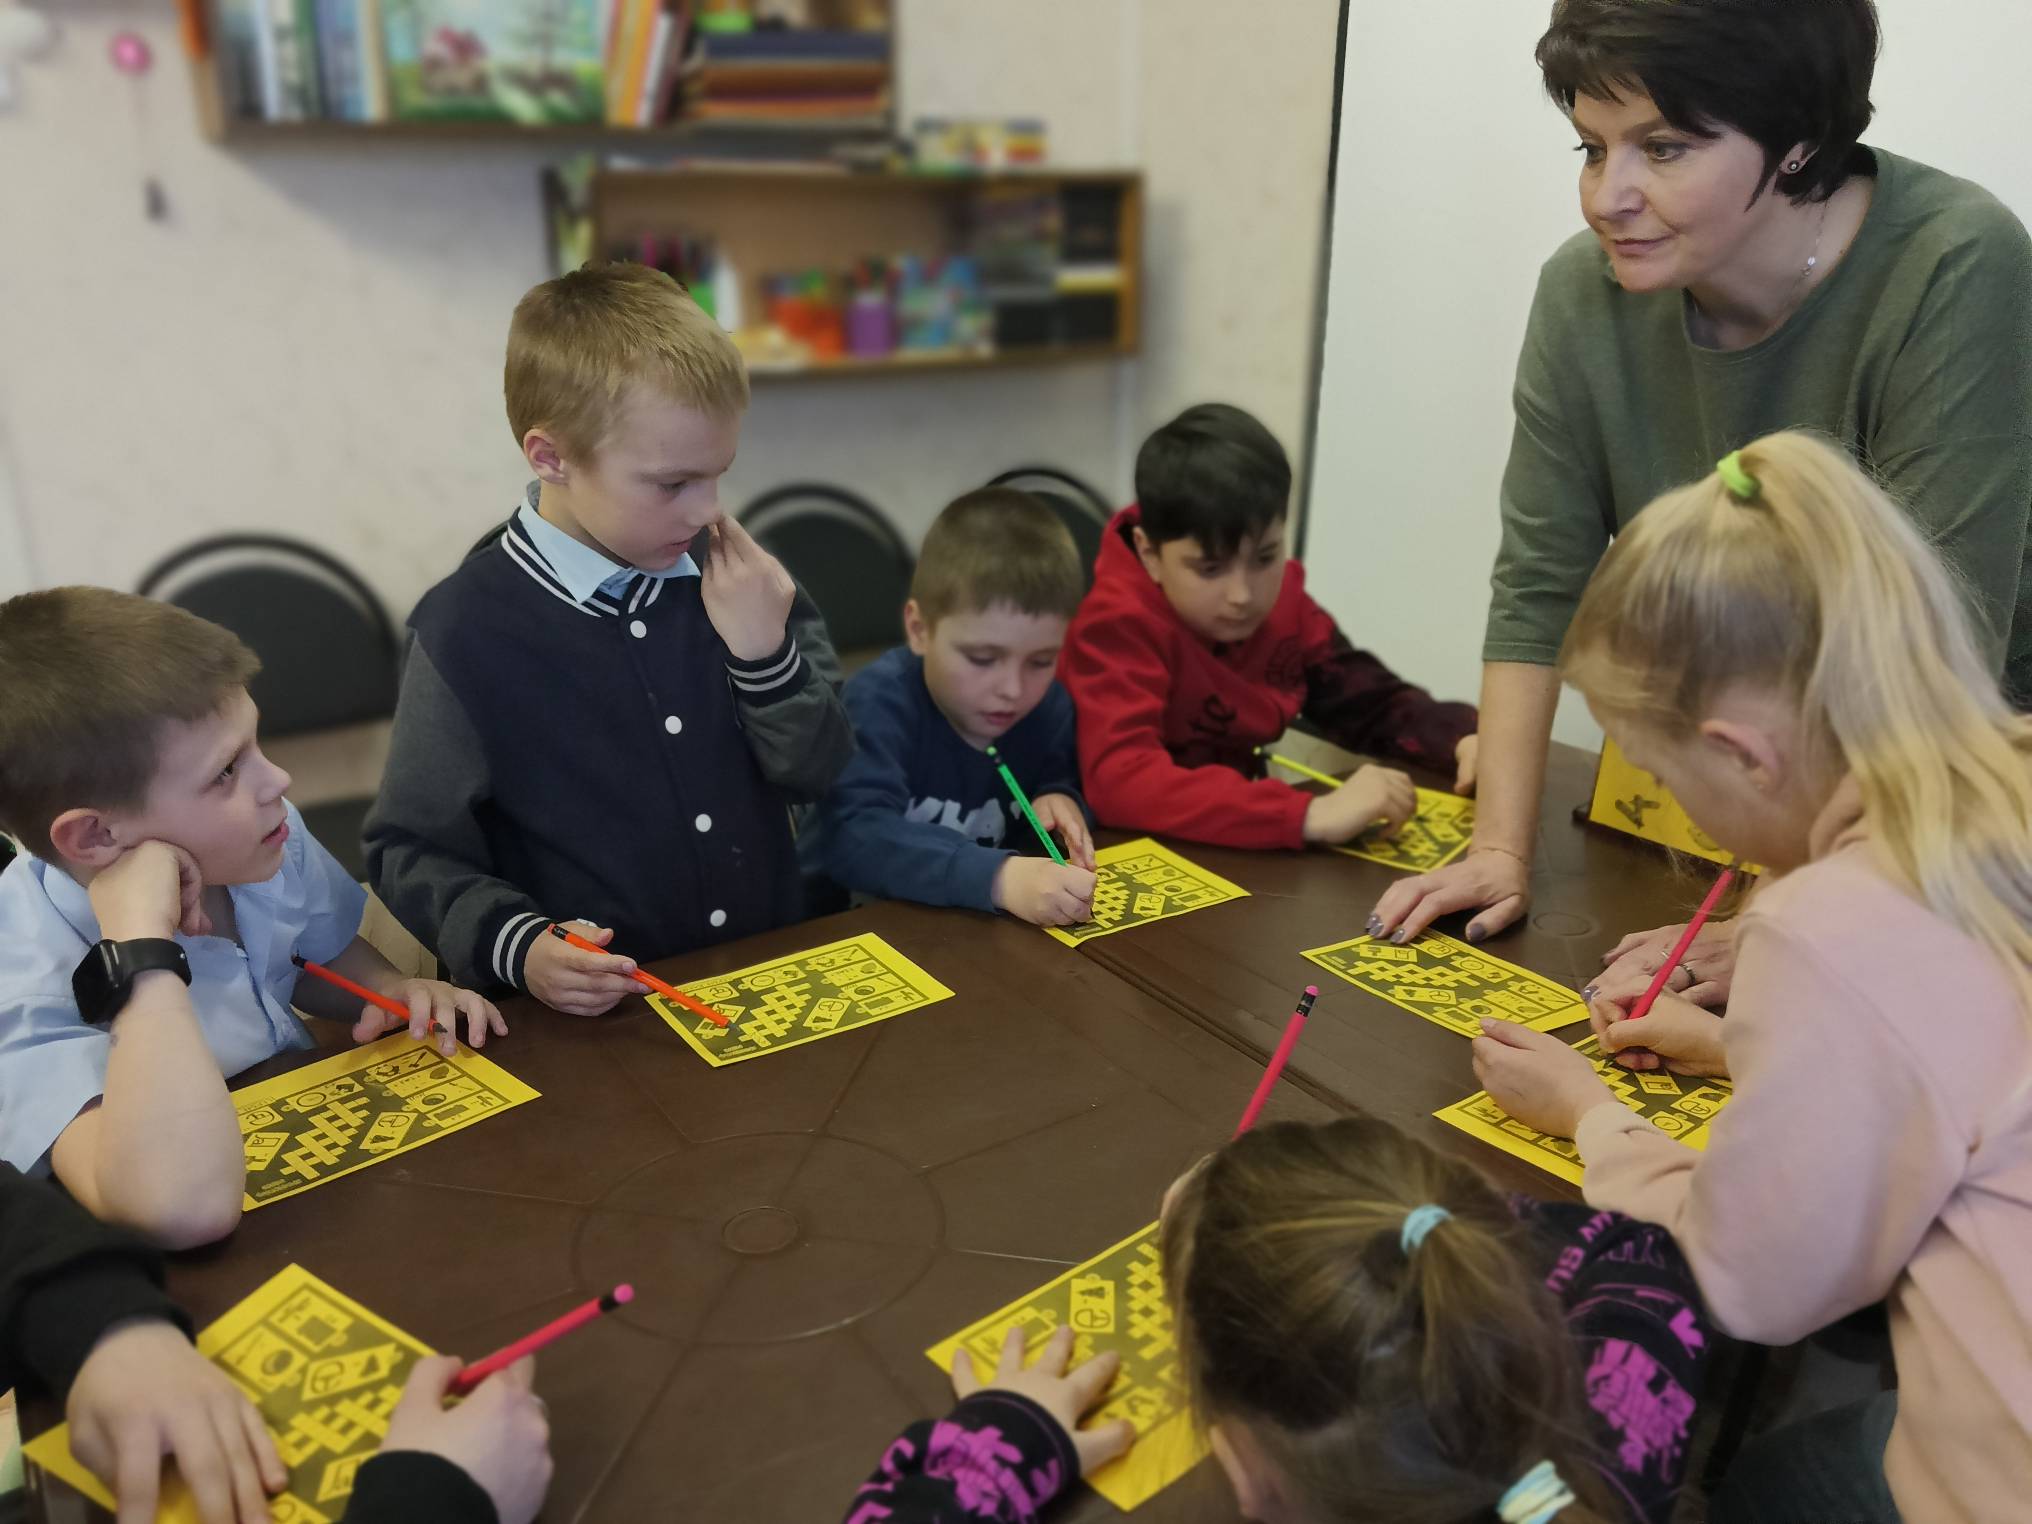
[73,939,192,1026]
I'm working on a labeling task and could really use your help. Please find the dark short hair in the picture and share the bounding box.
[1135,404,1291,558]
[0,587,260,857]
[1538,0,1879,205]
[911,488,1084,625]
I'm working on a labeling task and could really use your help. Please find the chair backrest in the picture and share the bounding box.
[137,535,399,738]
[738,485,915,656]
[984,466,1113,588]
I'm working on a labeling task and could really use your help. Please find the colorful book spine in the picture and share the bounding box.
[358,0,388,120]
[314,0,363,120]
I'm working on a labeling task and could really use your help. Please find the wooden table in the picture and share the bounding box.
[30,903,1333,1524]
[29,743,1713,1523]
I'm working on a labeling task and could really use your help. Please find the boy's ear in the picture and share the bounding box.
[46,807,125,873]
[522,427,570,486]
[902,599,932,656]
[1131,526,1165,582]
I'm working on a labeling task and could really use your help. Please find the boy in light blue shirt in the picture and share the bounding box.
[0,588,502,1248]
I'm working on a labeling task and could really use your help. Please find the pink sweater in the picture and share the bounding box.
[1576,798,2032,1524]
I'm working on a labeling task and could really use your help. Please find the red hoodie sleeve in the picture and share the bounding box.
[1063,611,1312,850]
[1297,595,1477,768]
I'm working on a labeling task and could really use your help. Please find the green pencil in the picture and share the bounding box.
[987,745,1067,865]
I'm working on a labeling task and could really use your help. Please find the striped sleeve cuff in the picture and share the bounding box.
[487,909,551,990]
[726,634,805,706]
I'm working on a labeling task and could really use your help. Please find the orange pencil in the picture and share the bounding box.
[547,925,730,1027]
[291,954,439,1035]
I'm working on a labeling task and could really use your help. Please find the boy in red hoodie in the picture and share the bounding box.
[1061,403,1478,851]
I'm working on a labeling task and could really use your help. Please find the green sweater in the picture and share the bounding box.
[1484,148,2032,701]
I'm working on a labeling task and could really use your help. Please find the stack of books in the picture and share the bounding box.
[686,27,889,128]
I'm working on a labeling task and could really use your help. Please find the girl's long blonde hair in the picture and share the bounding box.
[1561,430,2032,1017]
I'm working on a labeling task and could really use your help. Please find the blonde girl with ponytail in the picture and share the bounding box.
[1474,431,2032,1524]
[1161,1117,1711,1523]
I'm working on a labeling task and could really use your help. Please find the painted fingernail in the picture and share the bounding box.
[1391,928,1410,944]
[1581,984,1598,1002]
[1466,924,1486,944]
[1366,916,1383,937]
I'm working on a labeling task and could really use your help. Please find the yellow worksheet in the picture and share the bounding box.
[1436,1034,1735,1186]
[1332,787,1475,872]
[26,1266,432,1523]
[926,1221,1204,1510]
[1046,838,1250,946]
[1303,929,1586,1038]
[647,933,954,1065]
[235,1036,539,1209]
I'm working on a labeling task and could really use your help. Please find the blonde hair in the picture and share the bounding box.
[1562,430,2032,1017]
[505,260,749,461]
[1162,1119,1617,1523]
[0,588,260,857]
[911,488,1085,626]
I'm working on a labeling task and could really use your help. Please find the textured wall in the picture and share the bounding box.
[0,0,1337,614]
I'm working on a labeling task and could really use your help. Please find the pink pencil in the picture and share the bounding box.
[1234,986,1318,1137]
[1625,863,1739,1021]
[448,1285,634,1397]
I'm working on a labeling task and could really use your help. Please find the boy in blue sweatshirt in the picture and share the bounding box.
[807,488,1098,926]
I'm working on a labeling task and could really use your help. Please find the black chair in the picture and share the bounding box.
[138,536,400,880]
[738,484,915,660]
[985,465,1114,588]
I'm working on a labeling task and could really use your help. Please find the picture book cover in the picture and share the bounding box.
[381,0,605,122]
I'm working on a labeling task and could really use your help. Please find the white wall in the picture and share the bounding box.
[0,0,1337,618]
[1305,0,2032,750]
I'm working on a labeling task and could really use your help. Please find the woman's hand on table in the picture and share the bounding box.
[1470,1020,1618,1140]
[949,1325,1135,1478]
[1589,917,1738,1009]
[1368,846,1530,944]
[1589,991,1730,1079]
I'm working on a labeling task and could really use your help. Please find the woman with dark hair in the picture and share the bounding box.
[1370,0,2032,983]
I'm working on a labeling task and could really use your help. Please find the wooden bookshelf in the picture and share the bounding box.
[190,1,895,146]
[589,165,1144,382]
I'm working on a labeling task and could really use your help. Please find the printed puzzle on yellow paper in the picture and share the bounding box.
[647,933,954,1066]
[1333,787,1475,873]
[26,1266,432,1524]
[1303,929,1586,1038]
[1436,1034,1735,1186]
[233,1036,539,1209]
[1046,838,1249,946]
[1587,738,1764,875]
[927,1221,1203,1511]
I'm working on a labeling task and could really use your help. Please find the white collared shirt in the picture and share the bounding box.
[510,496,699,614]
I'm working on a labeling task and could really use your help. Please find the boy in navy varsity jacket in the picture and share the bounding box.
[1060,404,1478,853]
[366,263,852,1015]
[806,489,1098,927]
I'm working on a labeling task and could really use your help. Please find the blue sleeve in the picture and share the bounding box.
[1030,684,1088,818]
[286,801,369,965]
[0,991,108,1175]
[820,668,1011,914]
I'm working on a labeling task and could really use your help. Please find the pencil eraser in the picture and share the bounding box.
[612,1283,636,1304]
[1304,985,1318,997]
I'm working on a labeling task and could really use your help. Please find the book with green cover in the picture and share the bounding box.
[381,0,605,122]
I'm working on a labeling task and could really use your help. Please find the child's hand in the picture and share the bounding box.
[353,978,506,1057]
[699,517,796,663]
[69,1317,287,1524]
[1589,990,1730,1078]
[87,840,208,943]
[1301,764,1416,845]
[949,1325,1135,1479]
[379,1356,553,1524]
[993,857,1097,926]
[1454,733,1479,795]
[1027,793,1096,870]
[1471,1020,1619,1139]
[522,921,640,1016]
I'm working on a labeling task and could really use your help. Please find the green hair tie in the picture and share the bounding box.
[1716,451,1761,502]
